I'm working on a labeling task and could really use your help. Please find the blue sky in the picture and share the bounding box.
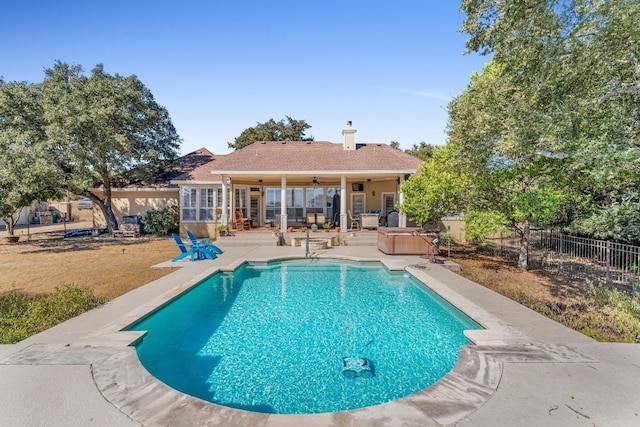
[2,1,488,155]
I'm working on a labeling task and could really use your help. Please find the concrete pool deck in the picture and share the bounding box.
[1,242,639,426]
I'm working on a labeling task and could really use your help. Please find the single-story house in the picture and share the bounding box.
[92,148,220,227]
[171,122,424,237]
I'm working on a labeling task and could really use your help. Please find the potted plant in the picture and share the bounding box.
[217,224,228,237]
[287,226,294,233]
[300,226,307,232]
[335,226,341,233]
[272,224,280,236]
[323,222,331,232]
[311,223,318,232]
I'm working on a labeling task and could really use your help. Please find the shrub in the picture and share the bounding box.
[584,281,640,320]
[463,209,509,246]
[500,285,640,343]
[0,286,106,344]
[141,203,180,236]
[0,292,31,343]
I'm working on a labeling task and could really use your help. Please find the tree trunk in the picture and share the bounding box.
[2,218,16,236]
[93,182,118,233]
[101,203,118,233]
[517,219,530,270]
[2,208,20,236]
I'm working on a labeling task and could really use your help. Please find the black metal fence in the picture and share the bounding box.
[487,229,640,290]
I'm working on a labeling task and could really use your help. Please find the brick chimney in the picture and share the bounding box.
[342,121,357,150]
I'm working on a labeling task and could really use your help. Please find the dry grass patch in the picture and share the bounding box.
[0,237,179,299]
[451,245,640,342]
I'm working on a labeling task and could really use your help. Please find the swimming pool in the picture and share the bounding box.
[127,259,479,414]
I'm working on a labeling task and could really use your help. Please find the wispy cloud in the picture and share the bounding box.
[397,89,452,102]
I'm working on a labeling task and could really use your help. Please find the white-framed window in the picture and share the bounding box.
[265,188,280,222]
[351,193,366,215]
[199,188,214,221]
[306,187,324,214]
[382,192,396,216]
[182,186,220,221]
[181,187,197,221]
[286,187,304,222]
[235,187,248,217]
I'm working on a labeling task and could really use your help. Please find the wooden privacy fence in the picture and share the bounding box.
[487,229,640,289]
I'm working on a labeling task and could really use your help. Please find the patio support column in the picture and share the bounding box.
[221,176,229,226]
[398,175,407,228]
[340,175,347,231]
[280,175,288,230]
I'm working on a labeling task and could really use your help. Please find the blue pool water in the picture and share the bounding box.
[127,259,479,414]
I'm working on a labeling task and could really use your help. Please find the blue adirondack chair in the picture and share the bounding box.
[185,230,223,255]
[171,233,216,262]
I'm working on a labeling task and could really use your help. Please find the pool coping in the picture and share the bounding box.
[4,245,633,426]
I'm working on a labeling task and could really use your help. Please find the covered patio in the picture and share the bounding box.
[172,123,423,238]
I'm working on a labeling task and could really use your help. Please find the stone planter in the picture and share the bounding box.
[301,239,328,252]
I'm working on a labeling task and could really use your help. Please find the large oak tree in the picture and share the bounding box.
[40,62,181,232]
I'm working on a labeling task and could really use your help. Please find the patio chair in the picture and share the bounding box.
[306,212,315,225]
[171,233,216,262]
[185,230,223,255]
[234,210,251,230]
[348,210,360,230]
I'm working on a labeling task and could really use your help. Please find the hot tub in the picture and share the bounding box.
[377,227,439,255]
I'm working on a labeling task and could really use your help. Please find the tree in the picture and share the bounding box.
[40,62,181,232]
[228,116,313,150]
[0,80,61,236]
[446,57,574,269]
[557,0,640,242]
[460,0,640,236]
[404,142,436,161]
[451,0,640,268]
[399,144,469,226]
[389,141,400,149]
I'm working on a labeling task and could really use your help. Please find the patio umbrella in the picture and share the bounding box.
[332,192,341,224]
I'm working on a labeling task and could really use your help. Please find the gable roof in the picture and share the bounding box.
[172,155,225,183]
[210,141,422,175]
[111,147,218,189]
[172,148,218,176]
